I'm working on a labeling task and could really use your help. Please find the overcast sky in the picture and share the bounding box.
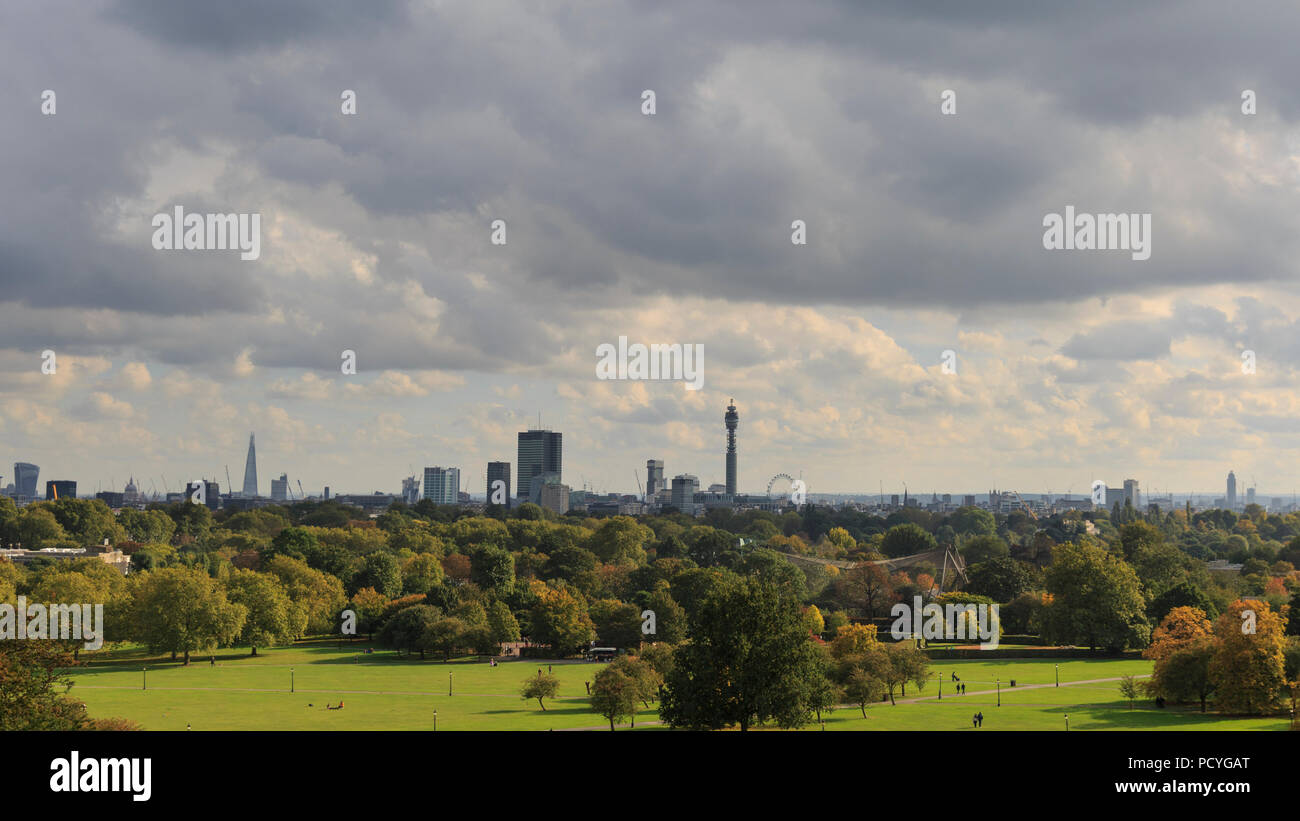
[3,0,1300,499]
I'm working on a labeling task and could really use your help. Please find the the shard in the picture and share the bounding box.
[242,433,259,497]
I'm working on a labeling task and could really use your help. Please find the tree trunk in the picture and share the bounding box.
[538,698,546,712]
[171,651,177,661]
[184,650,190,665]
[251,646,258,657]
[609,716,615,731]
[860,705,866,718]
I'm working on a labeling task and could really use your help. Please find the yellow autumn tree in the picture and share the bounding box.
[1208,600,1287,714]
[829,622,878,660]
[1143,606,1212,663]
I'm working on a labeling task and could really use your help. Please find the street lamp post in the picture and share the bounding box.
[291,667,295,693]
[997,678,1001,707]
[938,675,942,701]
[142,667,146,691]
[1065,713,1069,732]
[434,709,438,732]
[449,672,453,696]
[1055,664,1059,688]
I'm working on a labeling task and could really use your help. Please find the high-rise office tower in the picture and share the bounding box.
[423,466,460,505]
[1123,479,1140,509]
[724,399,738,496]
[13,462,39,497]
[671,474,700,515]
[242,433,259,497]
[646,459,665,497]
[517,429,562,499]
[487,461,512,507]
[1227,471,1237,510]
[45,480,76,500]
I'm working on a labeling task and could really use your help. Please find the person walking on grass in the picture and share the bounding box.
[977,711,984,727]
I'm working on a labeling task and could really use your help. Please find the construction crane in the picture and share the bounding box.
[226,466,233,496]
[160,475,171,494]
[633,469,644,502]
[1011,491,1038,521]
[298,479,306,500]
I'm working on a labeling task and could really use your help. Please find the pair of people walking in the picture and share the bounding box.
[971,711,984,728]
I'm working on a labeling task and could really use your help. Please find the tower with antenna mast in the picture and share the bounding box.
[724,399,738,497]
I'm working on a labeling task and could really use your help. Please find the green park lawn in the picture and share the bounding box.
[63,642,1290,731]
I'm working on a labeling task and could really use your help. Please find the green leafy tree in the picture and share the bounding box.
[950,506,996,537]
[529,586,597,655]
[401,553,445,597]
[264,555,348,634]
[966,557,1032,602]
[117,508,176,544]
[1042,541,1151,651]
[590,665,641,730]
[590,598,643,648]
[130,567,246,664]
[352,551,403,598]
[881,523,938,558]
[0,642,95,730]
[659,577,828,731]
[961,534,1011,565]
[521,671,560,711]
[644,587,687,644]
[1149,637,1215,712]
[586,516,653,565]
[225,569,304,655]
[377,604,442,658]
[469,545,515,595]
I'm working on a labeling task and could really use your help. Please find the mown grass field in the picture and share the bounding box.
[64,642,1290,731]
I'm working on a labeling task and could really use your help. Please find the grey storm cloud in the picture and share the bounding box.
[4,0,1300,372]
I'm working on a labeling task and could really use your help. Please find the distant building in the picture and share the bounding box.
[333,493,398,512]
[1246,486,1256,507]
[517,429,562,500]
[184,480,221,511]
[271,473,289,502]
[1227,471,1237,510]
[671,474,700,515]
[242,433,259,497]
[487,461,512,507]
[0,545,130,575]
[45,480,76,501]
[401,475,420,506]
[646,459,665,497]
[1123,479,1140,509]
[13,463,39,498]
[539,481,570,515]
[724,400,739,496]
[963,495,976,507]
[96,491,125,508]
[123,476,143,506]
[422,466,460,505]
